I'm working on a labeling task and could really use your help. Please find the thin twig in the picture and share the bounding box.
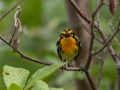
[85,0,104,70]
[79,16,103,44]
[110,23,120,47]
[84,70,97,90]
[85,14,95,70]
[96,55,102,60]
[97,42,111,88]
[113,36,120,47]
[69,0,107,42]
[0,35,52,65]
[107,18,120,47]
[114,54,120,59]
[93,19,120,55]
[117,68,120,90]
[96,0,101,30]
[69,1,120,90]
[0,35,85,71]
[69,0,120,69]
[0,0,24,21]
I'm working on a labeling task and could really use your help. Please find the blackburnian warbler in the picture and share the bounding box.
[56,29,82,67]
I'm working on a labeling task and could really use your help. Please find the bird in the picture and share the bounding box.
[56,29,82,67]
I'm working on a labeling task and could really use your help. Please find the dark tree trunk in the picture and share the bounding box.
[65,0,92,90]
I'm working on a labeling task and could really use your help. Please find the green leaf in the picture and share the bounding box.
[25,63,64,90]
[9,83,23,90]
[3,65,29,89]
[31,80,64,90]
[31,80,49,90]
[49,87,64,90]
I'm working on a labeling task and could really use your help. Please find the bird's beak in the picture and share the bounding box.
[65,32,70,39]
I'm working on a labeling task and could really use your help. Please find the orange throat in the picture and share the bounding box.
[61,37,78,53]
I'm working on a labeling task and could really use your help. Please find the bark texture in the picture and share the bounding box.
[65,0,91,90]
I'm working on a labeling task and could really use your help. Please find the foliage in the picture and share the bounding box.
[0,0,120,90]
[3,64,64,90]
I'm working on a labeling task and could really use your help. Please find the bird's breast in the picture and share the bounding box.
[61,37,78,53]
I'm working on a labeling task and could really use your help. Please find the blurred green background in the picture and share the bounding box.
[0,0,120,90]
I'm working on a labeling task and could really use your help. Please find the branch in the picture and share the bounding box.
[84,70,97,90]
[0,35,85,71]
[0,3,87,72]
[97,42,111,88]
[109,23,120,47]
[69,0,107,42]
[114,54,120,59]
[85,0,104,70]
[0,0,24,21]
[0,35,52,65]
[79,16,104,44]
[93,19,120,55]
[69,0,119,65]
[69,1,120,90]
[96,0,101,28]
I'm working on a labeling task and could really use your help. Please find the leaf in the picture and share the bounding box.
[3,65,29,89]
[31,80,49,90]
[49,87,64,90]
[9,83,23,90]
[25,63,64,90]
[31,80,64,90]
